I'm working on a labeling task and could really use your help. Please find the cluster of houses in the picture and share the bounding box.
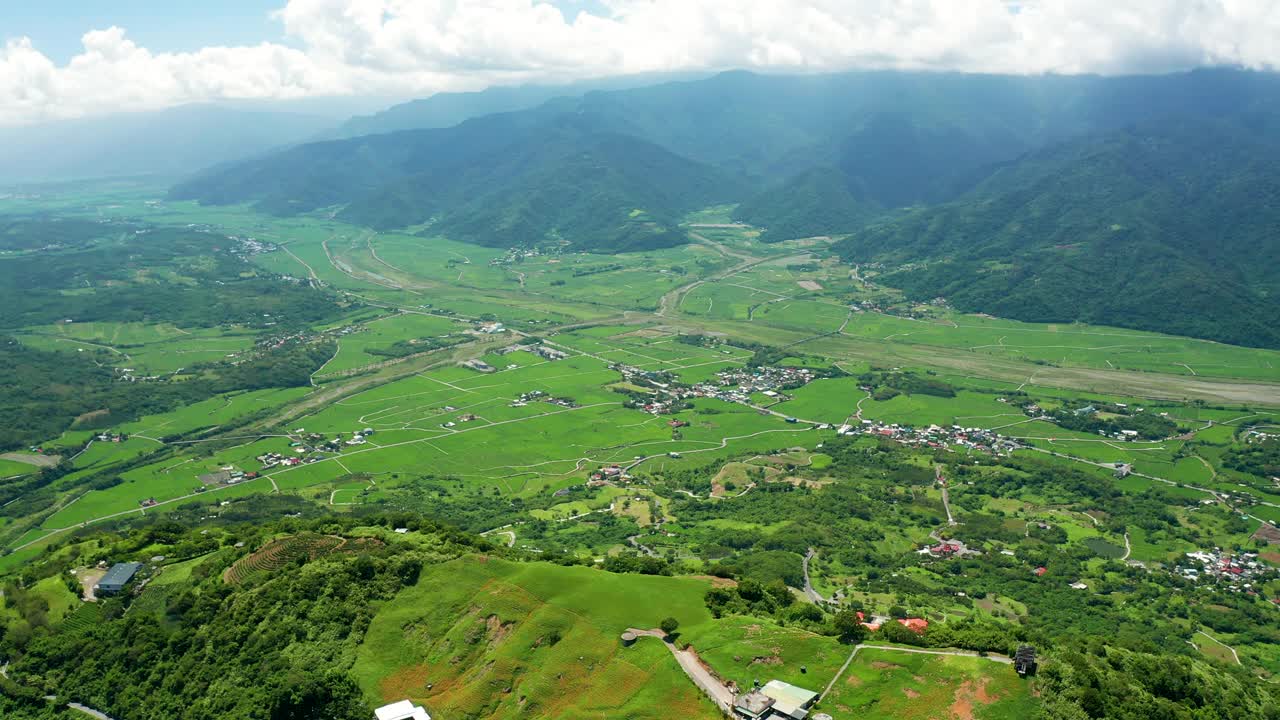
[854,611,931,633]
[488,247,542,266]
[714,366,818,400]
[199,466,263,485]
[839,420,1018,456]
[611,363,822,417]
[916,538,980,558]
[508,390,577,410]
[461,358,496,373]
[497,343,568,361]
[1177,549,1274,593]
[229,235,276,257]
[1243,427,1278,444]
[95,432,128,443]
[589,465,630,485]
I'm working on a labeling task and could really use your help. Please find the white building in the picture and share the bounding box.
[375,700,431,720]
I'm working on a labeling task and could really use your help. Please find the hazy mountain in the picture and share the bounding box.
[834,118,1280,348]
[0,105,337,183]
[332,73,705,139]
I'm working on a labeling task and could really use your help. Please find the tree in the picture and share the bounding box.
[833,610,868,645]
[660,617,680,638]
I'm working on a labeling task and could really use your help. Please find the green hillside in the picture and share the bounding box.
[173,119,739,253]
[733,166,884,241]
[355,556,720,719]
[343,130,743,252]
[835,119,1280,348]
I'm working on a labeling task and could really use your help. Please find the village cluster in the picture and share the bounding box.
[507,389,578,410]
[611,363,820,416]
[839,420,1019,455]
[1177,549,1276,593]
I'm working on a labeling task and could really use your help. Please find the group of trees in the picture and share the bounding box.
[0,336,335,451]
[2,510,495,720]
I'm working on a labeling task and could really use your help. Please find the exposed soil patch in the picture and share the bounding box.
[1,451,62,468]
[871,661,901,669]
[949,677,996,720]
[76,567,106,602]
[1251,523,1280,546]
[903,688,920,699]
[71,409,111,427]
[689,574,738,589]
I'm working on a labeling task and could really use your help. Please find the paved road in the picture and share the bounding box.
[802,548,830,604]
[629,628,734,712]
[67,703,117,720]
[629,535,659,557]
[936,465,957,526]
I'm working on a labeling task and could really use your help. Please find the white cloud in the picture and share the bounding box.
[2,0,1279,126]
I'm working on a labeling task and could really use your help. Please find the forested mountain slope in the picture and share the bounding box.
[733,166,885,242]
[173,69,1280,252]
[834,119,1280,348]
[173,115,740,252]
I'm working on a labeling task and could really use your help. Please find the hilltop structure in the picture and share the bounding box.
[374,700,430,720]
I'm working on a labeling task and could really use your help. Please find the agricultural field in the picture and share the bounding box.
[837,311,1280,382]
[16,322,257,374]
[317,312,468,375]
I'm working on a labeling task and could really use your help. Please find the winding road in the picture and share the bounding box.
[802,548,830,604]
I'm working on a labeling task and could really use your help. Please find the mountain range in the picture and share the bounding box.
[169,68,1280,346]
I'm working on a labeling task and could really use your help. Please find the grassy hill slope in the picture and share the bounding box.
[355,556,720,719]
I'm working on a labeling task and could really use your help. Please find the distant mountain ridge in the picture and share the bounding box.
[833,118,1280,348]
[331,73,705,139]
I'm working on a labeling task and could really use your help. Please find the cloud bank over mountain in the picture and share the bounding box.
[3,0,1278,126]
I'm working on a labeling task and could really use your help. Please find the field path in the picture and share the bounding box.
[280,243,322,289]
[1195,630,1242,665]
[820,645,1013,702]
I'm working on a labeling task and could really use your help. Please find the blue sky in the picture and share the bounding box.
[2,0,286,62]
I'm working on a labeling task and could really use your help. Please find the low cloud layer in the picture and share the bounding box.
[3,0,1279,126]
